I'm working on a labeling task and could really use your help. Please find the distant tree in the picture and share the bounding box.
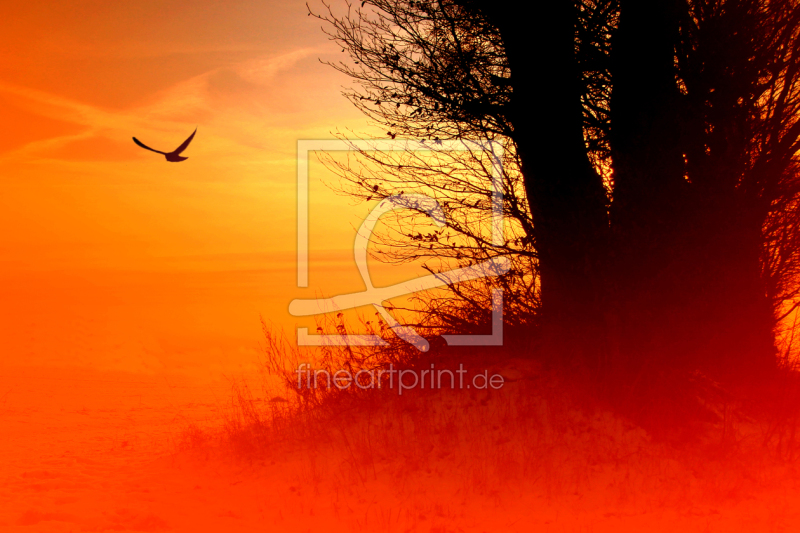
[313,0,800,394]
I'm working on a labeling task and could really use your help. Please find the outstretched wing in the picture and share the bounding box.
[172,128,197,155]
[133,137,166,155]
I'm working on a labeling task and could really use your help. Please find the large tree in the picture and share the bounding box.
[314,0,800,395]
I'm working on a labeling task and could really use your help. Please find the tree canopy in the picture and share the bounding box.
[313,0,800,403]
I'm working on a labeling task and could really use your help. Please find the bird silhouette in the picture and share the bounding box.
[133,128,196,162]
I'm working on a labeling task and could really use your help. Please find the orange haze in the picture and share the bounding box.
[0,0,408,379]
[3,4,800,533]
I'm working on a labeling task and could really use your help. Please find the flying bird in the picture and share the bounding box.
[133,128,196,162]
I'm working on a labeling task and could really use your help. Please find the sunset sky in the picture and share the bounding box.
[5,6,800,533]
[0,0,414,380]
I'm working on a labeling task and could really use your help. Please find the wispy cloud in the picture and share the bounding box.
[0,81,191,161]
[0,43,353,164]
[235,47,324,85]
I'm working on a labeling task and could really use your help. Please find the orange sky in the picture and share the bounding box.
[0,0,424,380]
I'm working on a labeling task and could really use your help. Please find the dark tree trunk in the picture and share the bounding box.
[459,0,778,391]
[608,0,691,384]
[469,0,610,367]
[609,0,775,388]
[690,193,776,380]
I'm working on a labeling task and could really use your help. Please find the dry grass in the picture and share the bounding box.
[170,323,800,530]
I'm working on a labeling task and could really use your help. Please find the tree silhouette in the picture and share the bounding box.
[313,0,800,396]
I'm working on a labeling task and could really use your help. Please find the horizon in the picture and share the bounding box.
[0,0,434,382]
[3,2,800,532]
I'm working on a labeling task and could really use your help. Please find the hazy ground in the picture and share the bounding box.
[3,361,800,533]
